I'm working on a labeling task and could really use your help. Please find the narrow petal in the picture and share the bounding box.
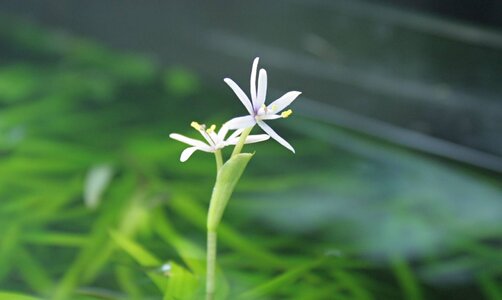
[268,91,301,113]
[227,128,245,140]
[180,147,199,162]
[245,134,270,144]
[170,133,210,150]
[224,115,256,130]
[257,121,295,153]
[254,69,267,111]
[224,78,254,115]
[250,57,259,101]
[260,114,282,120]
[217,124,230,141]
[226,134,269,145]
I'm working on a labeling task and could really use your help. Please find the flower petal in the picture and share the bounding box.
[227,128,245,140]
[260,114,282,120]
[180,147,198,162]
[224,115,256,130]
[224,78,254,115]
[254,68,267,111]
[170,133,210,150]
[245,134,270,144]
[268,91,301,113]
[207,130,219,145]
[250,57,259,102]
[226,134,269,145]
[257,121,295,153]
[217,124,230,141]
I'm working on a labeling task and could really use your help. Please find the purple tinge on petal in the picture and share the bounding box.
[254,69,267,111]
[250,57,259,101]
[257,121,295,153]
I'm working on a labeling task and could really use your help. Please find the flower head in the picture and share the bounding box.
[223,57,301,153]
[170,122,269,162]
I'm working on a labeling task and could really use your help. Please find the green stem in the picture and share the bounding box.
[214,150,223,171]
[206,230,217,300]
[231,126,253,157]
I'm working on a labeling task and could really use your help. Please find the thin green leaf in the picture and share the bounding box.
[163,262,199,300]
[478,272,502,300]
[154,211,205,275]
[16,247,54,294]
[391,256,424,300]
[170,194,287,268]
[109,230,167,292]
[238,259,323,299]
[0,292,40,300]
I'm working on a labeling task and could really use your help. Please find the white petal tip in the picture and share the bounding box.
[180,147,198,162]
[289,91,302,98]
[223,77,237,84]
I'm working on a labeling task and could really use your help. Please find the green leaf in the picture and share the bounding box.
[238,259,323,299]
[154,211,205,275]
[109,230,167,292]
[391,256,424,300]
[109,230,201,300]
[207,153,253,231]
[170,194,286,268]
[0,292,40,300]
[163,262,199,300]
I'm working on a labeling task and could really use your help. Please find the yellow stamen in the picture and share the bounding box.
[190,121,202,131]
[261,104,267,113]
[281,109,293,118]
[206,124,216,133]
[271,104,278,112]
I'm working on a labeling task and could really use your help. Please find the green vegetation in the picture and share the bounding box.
[0,17,501,299]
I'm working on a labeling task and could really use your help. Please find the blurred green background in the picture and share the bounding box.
[1,1,501,299]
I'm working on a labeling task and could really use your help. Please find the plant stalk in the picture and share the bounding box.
[214,150,223,171]
[206,230,217,300]
[231,126,253,157]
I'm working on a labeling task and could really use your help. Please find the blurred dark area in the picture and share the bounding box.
[1,0,501,171]
[380,0,502,28]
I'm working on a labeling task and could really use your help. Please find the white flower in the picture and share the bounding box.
[170,122,270,162]
[223,57,301,153]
